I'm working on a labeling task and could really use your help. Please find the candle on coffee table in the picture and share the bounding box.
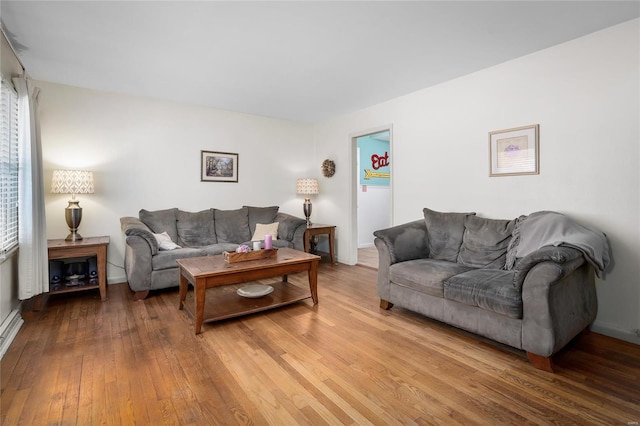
[264,234,272,249]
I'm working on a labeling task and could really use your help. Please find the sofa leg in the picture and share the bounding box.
[527,352,554,372]
[133,290,149,301]
[380,299,393,310]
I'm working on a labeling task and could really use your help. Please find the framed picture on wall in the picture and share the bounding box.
[489,124,539,176]
[201,151,239,182]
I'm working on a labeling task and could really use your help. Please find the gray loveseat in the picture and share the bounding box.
[120,206,307,299]
[374,208,610,371]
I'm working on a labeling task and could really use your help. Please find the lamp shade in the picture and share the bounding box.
[296,178,319,195]
[51,170,95,195]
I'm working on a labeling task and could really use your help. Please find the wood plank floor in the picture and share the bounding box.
[357,247,378,270]
[2,264,639,425]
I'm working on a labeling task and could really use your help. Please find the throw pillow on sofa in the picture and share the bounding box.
[251,222,279,241]
[153,232,181,250]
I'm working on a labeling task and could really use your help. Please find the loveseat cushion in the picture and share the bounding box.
[140,208,178,244]
[443,269,522,319]
[423,208,475,262]
[457,215,516,269]
[390,258,475,297]
[177,209,217,247]
[214,207,250,243]
[151,247,207,270]
[245,206,279,236]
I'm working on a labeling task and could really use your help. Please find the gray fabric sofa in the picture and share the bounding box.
[374,208,610,371]
[120,206,307,299]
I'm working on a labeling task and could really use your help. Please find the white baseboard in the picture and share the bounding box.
[591,321,640,345]
[0,308,24,360]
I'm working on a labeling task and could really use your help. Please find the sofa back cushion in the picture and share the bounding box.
[244,205,279,236]
[423,208,475,262]
[139,208,178,244]
[457,215,516,269]
[214,207,250,243]
[177,209,217,247]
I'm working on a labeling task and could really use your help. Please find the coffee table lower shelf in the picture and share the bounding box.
[181,280,312,323]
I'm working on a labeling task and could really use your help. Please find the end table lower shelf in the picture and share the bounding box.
[47,236,110,302]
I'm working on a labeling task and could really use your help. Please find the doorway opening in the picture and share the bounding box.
[351,127,392,269]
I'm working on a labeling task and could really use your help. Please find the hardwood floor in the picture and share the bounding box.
[2,264,639,425]
[357,246,378,269]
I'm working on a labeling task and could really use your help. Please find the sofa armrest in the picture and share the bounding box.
[121,216,158,255]
[374,219,429,303]
[373,219,429,265]
[123,235,154,293]
[521,254,596,357]
[120,216,158,293]
[512,246,582,290]
[275,212,307,251]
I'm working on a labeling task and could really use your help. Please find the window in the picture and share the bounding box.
[1,78,19,257]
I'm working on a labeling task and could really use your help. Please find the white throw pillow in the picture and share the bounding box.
[251,222,279,242]
[153,231,182,250]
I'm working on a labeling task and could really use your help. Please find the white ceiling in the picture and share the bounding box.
[1,1,638,123]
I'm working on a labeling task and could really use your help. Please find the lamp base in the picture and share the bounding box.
[65,200,83,242]
[303,198,313,226]
[65,231,83,242]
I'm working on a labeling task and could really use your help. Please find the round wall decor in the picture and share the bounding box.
[321,159,335,177]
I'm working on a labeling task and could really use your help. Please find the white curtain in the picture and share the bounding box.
[13,76,48,300]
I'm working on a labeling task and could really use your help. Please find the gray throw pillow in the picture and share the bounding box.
[457,215,516,269]
[244,205,279,236]
[139,208,178,244]
[423,208,475,262]
[214,207,250,243]
[176,209,216,247]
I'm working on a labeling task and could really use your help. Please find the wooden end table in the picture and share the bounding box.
[304,224,336,264]
[44,236,110,306]
[177,247,320,334]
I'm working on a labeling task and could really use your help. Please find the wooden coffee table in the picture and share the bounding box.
[177,248,321,334]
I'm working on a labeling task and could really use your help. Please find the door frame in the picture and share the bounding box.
[350,124,393,265]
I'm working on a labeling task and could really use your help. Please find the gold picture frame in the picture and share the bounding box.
[489,124,539,176]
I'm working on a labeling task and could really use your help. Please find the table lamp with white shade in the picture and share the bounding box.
[296,178,319,226]
[51,169,94,242]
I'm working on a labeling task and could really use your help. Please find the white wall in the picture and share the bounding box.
[38,82,316,284]
[313,19,640,343]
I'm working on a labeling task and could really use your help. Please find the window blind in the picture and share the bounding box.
[0,78,19,256]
